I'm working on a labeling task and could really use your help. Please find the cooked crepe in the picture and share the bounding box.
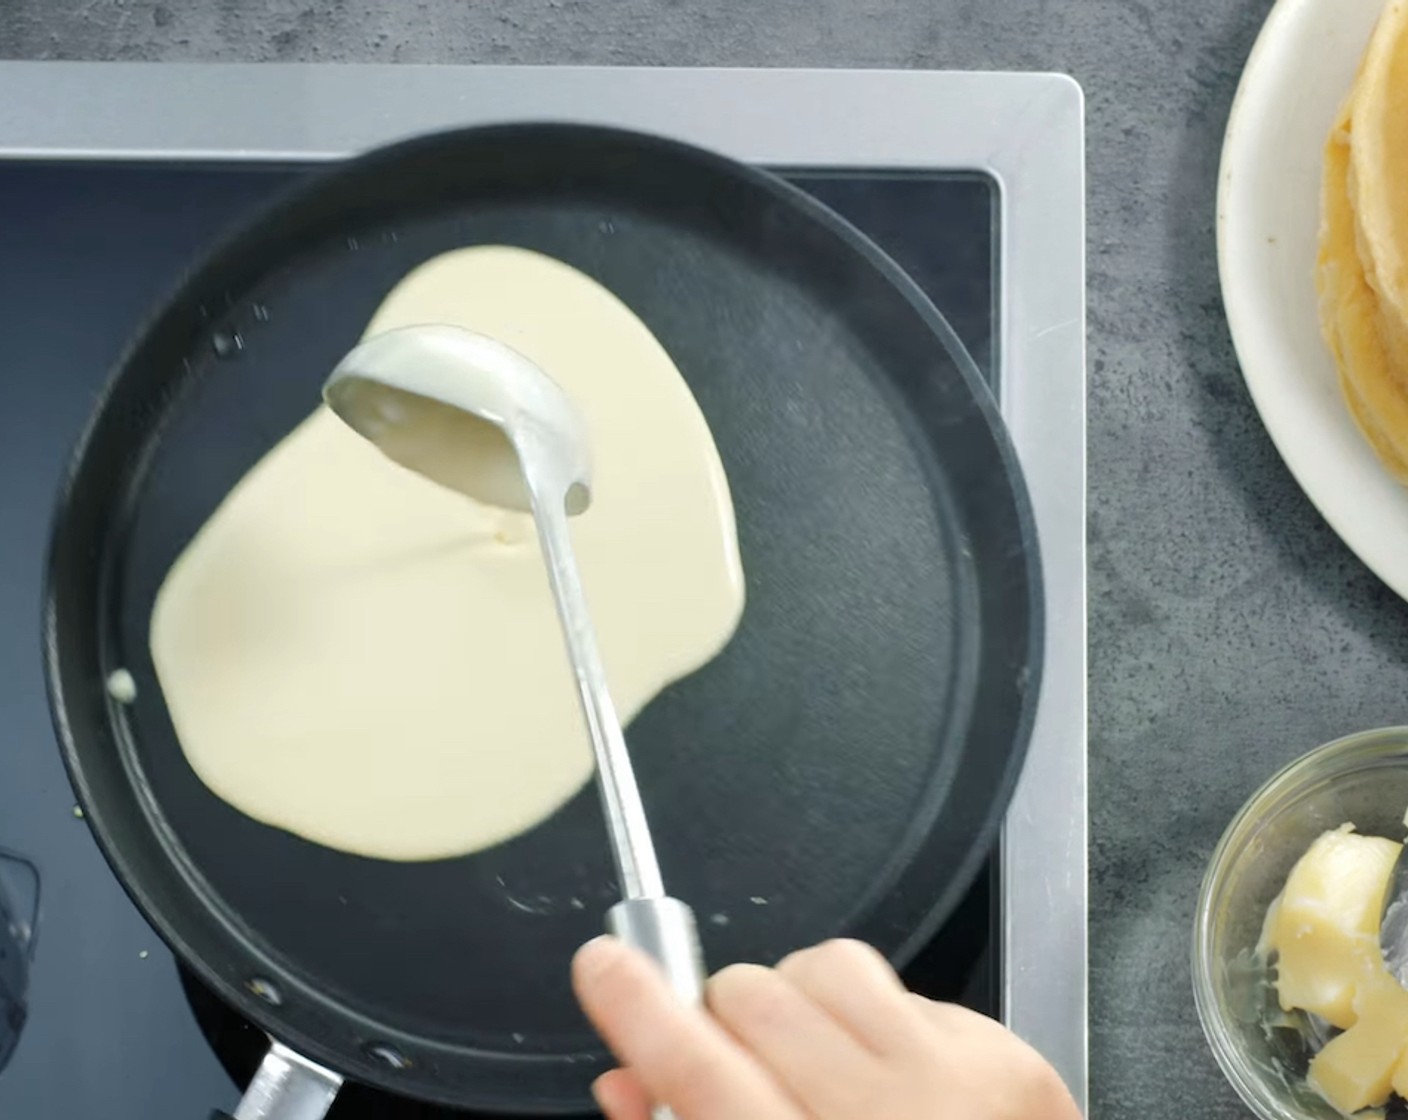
[1317,0,1408,482]
[1318,97,1408,481]
[1350,0,1408,375]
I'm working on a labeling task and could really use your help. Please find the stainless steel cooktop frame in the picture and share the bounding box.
[0,61,1087,1111]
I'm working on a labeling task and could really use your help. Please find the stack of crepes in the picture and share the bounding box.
[1318,0,1408,482]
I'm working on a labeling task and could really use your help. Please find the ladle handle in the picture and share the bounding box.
[529,488,665,902]
[608,896,706,1006]
[529,478,705,1120]
[609,896,705,1120]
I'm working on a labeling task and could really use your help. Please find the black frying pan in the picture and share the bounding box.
[42,124,1042,1116]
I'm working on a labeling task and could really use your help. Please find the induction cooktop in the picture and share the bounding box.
[0,63,1086,1118]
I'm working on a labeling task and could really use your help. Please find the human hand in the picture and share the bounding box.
[572,935,1081,1120]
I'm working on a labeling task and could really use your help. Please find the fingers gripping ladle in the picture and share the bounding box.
[323,325,706,1028]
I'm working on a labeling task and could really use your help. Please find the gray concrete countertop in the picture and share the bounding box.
[9,1,1408,1117]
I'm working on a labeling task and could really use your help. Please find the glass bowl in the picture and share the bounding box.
[1194,727,1408,1119]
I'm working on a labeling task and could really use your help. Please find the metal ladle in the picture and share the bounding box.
[322,324,705,1028]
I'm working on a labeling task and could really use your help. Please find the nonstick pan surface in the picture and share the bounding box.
[43,124,1042,1113]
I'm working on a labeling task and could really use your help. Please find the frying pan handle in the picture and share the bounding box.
[218,1040,343,1120]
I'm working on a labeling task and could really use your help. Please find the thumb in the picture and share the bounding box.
[571,936,799,1120]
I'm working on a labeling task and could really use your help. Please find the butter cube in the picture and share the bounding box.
[1269,828,1401,1029]
[1310,961,1408,1113]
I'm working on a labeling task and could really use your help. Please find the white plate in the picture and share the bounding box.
[1217,0,1408,594]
